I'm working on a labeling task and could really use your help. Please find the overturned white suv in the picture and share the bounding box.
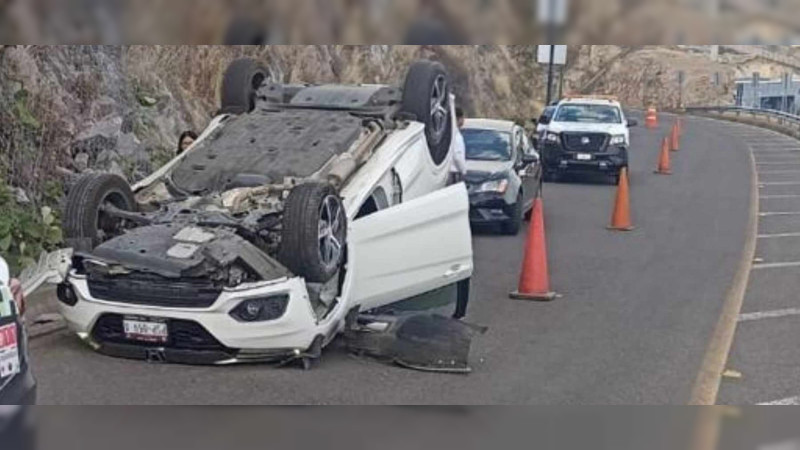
[54,59,477,370]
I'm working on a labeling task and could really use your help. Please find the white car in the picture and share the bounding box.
[538,96,637,184]
[53,59,475,369]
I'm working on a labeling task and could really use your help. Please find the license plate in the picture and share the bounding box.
[0,324,20,378]
[123,317,168,343]
[576,153,592,161]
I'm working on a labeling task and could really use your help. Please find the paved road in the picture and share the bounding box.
[710,122,800,406]
[29,113,756,404]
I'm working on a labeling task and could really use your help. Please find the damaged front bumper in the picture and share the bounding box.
[57,273,333,365]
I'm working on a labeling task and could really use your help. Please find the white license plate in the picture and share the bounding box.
[123,318,168,343]
[576,153,593,161]
[0,324,20,378]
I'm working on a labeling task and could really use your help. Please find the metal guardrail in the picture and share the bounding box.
[685,106,800,129]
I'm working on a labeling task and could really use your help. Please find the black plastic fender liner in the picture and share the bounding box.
[344,313,487,374]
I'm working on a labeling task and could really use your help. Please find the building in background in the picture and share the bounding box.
[735,75,800,113]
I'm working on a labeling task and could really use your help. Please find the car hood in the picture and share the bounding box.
[548,122,627,135]
[465,160,513,184]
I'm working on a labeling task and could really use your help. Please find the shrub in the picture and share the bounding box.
[0,179,63,274]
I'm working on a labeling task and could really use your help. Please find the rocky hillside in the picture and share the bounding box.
[0,44,790,271]
[0,45,550,270]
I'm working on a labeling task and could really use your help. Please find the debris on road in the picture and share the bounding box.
[344,314,487,374]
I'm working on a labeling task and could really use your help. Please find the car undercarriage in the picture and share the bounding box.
[53,58,479,371]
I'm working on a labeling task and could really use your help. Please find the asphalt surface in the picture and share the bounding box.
[28,113,757,404]
[712,122,800,406]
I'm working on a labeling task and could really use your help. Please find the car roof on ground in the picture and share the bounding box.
[462,118,516,133]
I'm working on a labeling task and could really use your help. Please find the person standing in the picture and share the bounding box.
[449,107,467,184]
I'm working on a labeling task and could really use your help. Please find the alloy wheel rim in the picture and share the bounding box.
[318,195,344,269]
[429,74,449,142]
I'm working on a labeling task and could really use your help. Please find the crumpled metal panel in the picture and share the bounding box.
[344,314,487,374]
[89,224,290,281]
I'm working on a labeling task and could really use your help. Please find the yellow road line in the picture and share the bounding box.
[689,147,759,405]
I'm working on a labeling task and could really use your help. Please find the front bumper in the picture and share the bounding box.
[542,142,627,174]
[467,191,513,224]
[58,273,328,365]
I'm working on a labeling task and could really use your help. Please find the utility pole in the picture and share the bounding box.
[538,0,565,105]
[546,40,555,105]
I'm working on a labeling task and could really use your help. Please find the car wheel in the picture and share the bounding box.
[279,182,347,283]
[63,173,137,251]
[220,58,272,114]
[544,170,560,183]
[401,60,453,166]
[501,194,523,235]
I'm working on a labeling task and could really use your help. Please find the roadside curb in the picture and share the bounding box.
[23,284,66,339]
[28,313,67,339]
[689,138,759,405]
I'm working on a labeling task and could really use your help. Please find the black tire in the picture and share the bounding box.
[501,194,523,235]
[543,170,560,183]
[63,173,136,250]
[524,180,542,221]
[220,58,271,115]
[401,60,453,166]
[619,148,629,168]
[279,183,347,283]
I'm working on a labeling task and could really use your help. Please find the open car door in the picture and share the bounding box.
[348,184,473,312]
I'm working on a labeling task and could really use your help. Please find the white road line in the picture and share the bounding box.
[759,212,800,217]
[753,151,800,154]
[752,261,800,270]
[758,396,800,406]
[756,162,800,166]
[758,232,800,239]
[759,181,800,186]
[739,308,800,323]
[758,170,800,174]
[760,194,800,199]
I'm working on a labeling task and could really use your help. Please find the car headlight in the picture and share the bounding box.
[230,295,289,323]
[476,179,509,194]
[545,132,560,143]
[609,135,626,146]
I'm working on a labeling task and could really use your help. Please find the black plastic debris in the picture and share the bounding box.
[344,313,487,374]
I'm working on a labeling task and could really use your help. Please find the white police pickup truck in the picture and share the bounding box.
[538,96,637,184]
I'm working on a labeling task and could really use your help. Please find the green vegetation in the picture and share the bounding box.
[0,179,63,274]
[0,88,64,274]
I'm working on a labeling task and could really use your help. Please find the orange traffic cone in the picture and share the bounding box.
[608,168,635,231]
[510,195,559,302]
[655,137,672,175]
[670,123,680,151]
[645,107,658,129]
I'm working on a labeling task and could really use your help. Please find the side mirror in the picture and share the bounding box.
[538,116,551,125]
[627,119,638,127]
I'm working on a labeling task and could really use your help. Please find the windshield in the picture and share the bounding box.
[540,107,555,121]
[554,104,622,124]
[462,129,512,161]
